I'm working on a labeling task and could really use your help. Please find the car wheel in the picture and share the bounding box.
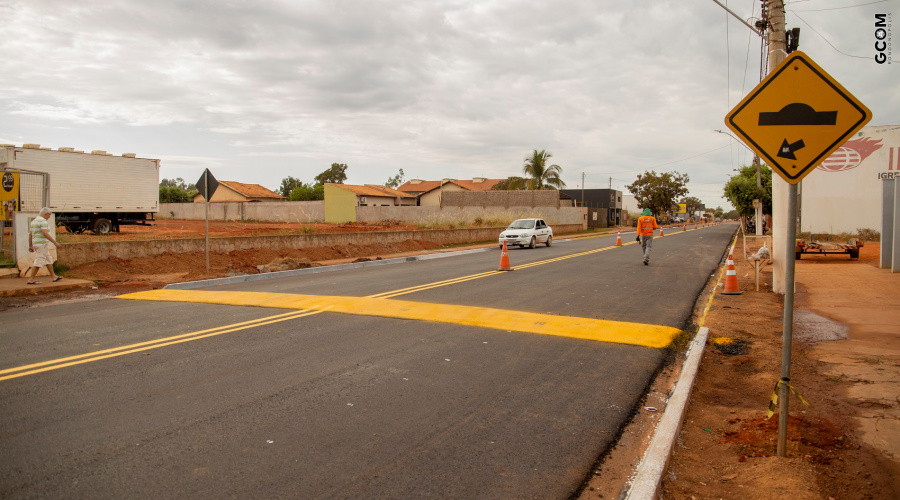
[528,236,536,249]
[545,235,552,247]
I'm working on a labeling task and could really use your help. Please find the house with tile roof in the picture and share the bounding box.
[324,183,417,223]
[396,178,504,206]
[192,181,284,203]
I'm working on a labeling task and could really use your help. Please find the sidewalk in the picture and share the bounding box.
[660,243,900,498]
[0,274,95,297]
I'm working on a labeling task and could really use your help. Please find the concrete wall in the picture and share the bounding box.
[324,184,358,223]
[356,205,585,226]
[159,200,585,227]
[442,190,561,208]
[160,201,324,223]
[57,224,584,267]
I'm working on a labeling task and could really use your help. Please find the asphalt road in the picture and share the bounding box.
[0,224,737,499]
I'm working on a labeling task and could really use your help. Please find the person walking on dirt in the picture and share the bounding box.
[26,207,62,284]
[637,208,658,266]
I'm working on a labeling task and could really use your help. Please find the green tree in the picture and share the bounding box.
[289,183,325,201]
[159,186,192,203]
[159,177,195,190]
[385,168,405,188]
[522,150,565,190]
[314,163,348,186]
[491,176,528,190]
[714,206,725,218]
[159,178,195,202]
[278,176,305,197]
[723,165,773,217]
[626,170,690,217]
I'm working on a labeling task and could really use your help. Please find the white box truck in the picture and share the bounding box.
[0,144,159,234]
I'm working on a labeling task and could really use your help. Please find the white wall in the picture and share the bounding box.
[801,125,900,234]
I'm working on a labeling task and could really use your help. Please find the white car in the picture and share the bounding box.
[499,218,553,249]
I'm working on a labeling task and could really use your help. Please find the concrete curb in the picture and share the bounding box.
[626,326,710,499]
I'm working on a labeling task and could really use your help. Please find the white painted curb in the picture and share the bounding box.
[626,326,710,499]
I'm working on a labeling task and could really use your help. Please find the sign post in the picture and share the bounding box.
[725,51,871,457]
[195,169,219,276]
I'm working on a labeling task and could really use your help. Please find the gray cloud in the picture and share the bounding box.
[0,0,895,208]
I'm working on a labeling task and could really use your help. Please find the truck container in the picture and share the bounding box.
[0,144,159,234]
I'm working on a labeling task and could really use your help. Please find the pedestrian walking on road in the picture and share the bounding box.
[637,208,658,266]
[26,207,62,284]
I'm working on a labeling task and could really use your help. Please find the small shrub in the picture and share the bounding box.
[857,228,880,242]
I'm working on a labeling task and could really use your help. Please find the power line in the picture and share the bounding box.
[790,12,871,59]
[789,0,887,12]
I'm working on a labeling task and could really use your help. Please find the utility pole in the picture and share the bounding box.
[581,172,585,207]
[767,0,788,292]
[762,0,797,458]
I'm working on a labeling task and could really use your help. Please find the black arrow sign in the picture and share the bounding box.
[776,139,806,160]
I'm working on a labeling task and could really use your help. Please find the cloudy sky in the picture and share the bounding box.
[1,0,896,209]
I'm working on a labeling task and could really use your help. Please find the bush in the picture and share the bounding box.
[857,228,880,242]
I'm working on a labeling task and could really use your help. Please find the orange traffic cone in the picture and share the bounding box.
[497,240,513,271]
[721,253,743,295]
[615,232,622,246]
[659,227,664,237]
[683,224,687,232]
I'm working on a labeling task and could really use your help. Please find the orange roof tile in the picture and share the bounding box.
[219,181,284,199]
[400,178,505,195]
[328,183,415,198]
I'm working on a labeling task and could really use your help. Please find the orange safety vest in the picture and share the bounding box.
[637,215,658,236]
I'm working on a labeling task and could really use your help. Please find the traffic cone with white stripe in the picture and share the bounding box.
[497,240,513,271]
[615,232,622,246]
[683,224,687,232]
[659,227,664,237]
[721,253,743,295]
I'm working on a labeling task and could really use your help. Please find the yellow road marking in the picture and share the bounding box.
[117,290,681,349]
[0,309,325,382]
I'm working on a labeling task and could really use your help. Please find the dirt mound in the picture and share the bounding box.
[64,240,444,288]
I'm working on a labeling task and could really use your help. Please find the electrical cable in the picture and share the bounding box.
[791,11,871,59]
[789,0,887,12]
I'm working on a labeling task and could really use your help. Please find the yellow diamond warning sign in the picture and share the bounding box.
[725,51,872,184]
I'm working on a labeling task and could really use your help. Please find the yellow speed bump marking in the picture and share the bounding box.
[117,289,681,349]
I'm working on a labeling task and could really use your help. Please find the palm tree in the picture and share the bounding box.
[523,149,566,190]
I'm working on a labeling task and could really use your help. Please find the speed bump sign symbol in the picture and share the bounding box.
[725,51,872,184]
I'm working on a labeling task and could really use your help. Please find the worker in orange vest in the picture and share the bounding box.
[637,208,659,266]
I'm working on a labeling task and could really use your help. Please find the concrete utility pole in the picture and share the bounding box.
[762,0,797,459]
[768,0,788,293]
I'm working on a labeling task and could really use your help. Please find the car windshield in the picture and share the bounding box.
[507,220,535,229]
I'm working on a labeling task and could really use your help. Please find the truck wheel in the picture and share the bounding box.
[849,249,859,259]
[91,218,112,235]
[795,251,802,260]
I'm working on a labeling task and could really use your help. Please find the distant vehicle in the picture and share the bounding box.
[0,144,159,235]
[499,218,552,249]
[673,217,685,223]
